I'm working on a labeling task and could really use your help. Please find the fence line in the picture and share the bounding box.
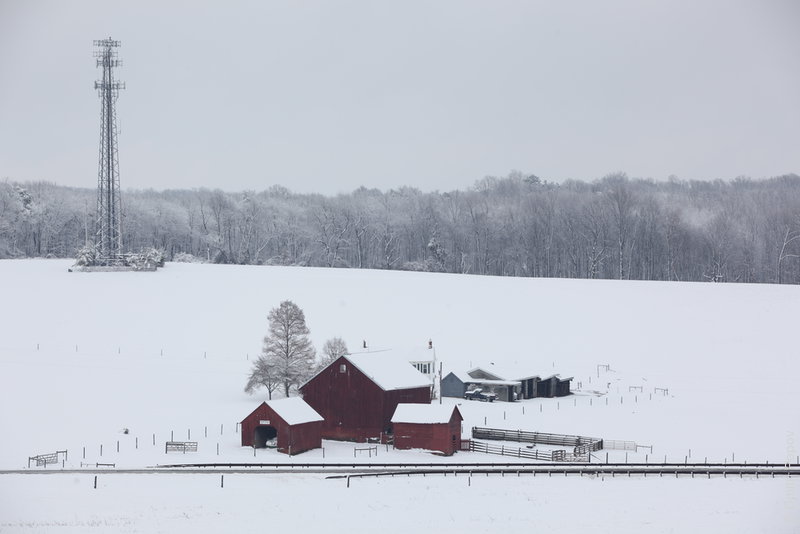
[464,440,591,462]
[472,427,603,453]
[165,441,198,454]
[28,450,67,468]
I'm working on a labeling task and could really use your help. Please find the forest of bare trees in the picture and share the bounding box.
[2,171,800,284]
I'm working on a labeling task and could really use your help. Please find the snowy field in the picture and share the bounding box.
[1,259,799,532]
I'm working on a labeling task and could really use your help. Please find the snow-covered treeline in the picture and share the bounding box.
[2,171,800,283]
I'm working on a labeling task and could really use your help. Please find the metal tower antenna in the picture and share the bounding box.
[93,37,125,265]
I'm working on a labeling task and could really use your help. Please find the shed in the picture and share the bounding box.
[536,375,574,398]
[441,371,470,398]
[391,404,463,456]
[240,397,324,455]
[467,365,573,399]
[299,353,432,442]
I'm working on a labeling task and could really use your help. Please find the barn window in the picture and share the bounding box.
[339,364,346,373]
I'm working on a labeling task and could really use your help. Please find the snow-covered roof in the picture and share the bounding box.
[400,346,437,363]
[345,353,432,391]
[265,397,324,426]
[391,403,461,424]
[467,366,505,380]
[464,378,522,387]
[469,363,574,382]
[444,370,472,383]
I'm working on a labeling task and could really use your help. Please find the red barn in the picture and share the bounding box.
[240,397,324,455]
[299,353,432,442]
[391,404,463,455]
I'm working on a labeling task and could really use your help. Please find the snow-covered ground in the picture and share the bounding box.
[2,473,797,533]
[1,259,799,532]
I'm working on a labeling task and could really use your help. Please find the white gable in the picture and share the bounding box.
[345,353,432,391]
[265,397,324,425]
[391,403,460,424]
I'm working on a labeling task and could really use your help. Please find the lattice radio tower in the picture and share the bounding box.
[93,38,125,264]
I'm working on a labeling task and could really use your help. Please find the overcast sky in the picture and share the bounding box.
[1,1,798,195]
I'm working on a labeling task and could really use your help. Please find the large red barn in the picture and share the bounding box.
[240,397,324,455]
[299,353,432,442]
[391,404,463,455]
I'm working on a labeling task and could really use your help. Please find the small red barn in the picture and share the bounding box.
[299,353,432,442]
[240,397,324,455]
[391,404,463,456]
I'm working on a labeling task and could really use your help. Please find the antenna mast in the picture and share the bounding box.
[93,37,125,265]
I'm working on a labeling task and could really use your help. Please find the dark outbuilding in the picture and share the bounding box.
[240,397,324,455]
[391,404,463,456]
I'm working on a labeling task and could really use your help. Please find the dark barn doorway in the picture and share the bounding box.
[254,425,278,448]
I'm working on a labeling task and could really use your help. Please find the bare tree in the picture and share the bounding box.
[313,201,350,267]
[320,337,349,368]
[777,226,800,284]
[244,356,281,400]
[603,173,636,280]
[261,300,317,397]
[7,172,800,285]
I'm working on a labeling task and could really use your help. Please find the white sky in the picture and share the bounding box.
[1,0,798,195]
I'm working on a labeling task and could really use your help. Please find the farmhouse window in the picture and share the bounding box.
[413,362,431,374]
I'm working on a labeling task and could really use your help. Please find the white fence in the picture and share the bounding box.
[603,440,637,451]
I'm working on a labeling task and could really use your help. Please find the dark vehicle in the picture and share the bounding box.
[464,388,497,402]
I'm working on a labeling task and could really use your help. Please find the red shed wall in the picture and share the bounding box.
[280,420,322,455]
[241,403,274,448]
[393,411,463,455]
[300,356,431,442]
[240,402,321,455]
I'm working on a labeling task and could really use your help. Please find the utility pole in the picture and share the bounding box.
[93,38,125,265]
[439,362,443,405]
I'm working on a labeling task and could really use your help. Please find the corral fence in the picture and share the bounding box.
[28,450,68,468]
[462,439,579,462]
[472,427,603,455]
[165,441,198,454]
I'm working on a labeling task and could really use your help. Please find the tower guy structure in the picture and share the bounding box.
[93,38,125,264]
